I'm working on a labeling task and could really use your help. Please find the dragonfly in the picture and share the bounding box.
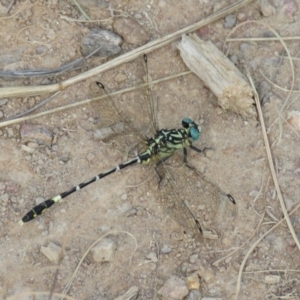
[19,55,235,237]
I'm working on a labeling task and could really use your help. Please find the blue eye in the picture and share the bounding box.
[182,118,192,128]
[190,127,200,141]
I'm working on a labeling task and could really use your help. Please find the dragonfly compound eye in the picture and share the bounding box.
[190,126,200,141]
[182,118,192,128]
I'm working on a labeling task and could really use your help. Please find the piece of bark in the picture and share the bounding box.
[178,34,256,119]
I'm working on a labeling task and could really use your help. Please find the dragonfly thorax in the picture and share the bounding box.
[141,118,201,164]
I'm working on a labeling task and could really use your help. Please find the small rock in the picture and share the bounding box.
[59,153,70,163]
[161,244,172,254]
[115,73,127,83]
[224,15,236,29]
[260,0,276,17]
[240,43,250,57]
[200,268,215,284]
[237,12,247,22]
[265,275,281,284]
[27,142,39,148]
[0,98,8,106]
[28,97,35,107]
[229,54,238,64]
[287,110,300,132]
[189,254,198,264]
[40,242,61,264]
[204,149,214,158]
[91,238,117,262]
[158,276,189,300]
[7,128,14,138]
[20,124,53,146]
[113,18,150,46]
[280,0,298,18]
[21,144,36,154]
[263,56,280,67]
[124,207,137,217]
[145,252,158,263]
[258,81,271,101]
[213,1,227,13]
[186,273,200,290]
[185,273,201,300]
[81,28,122,57]
[36,45,48,54]
[93,123,125,140]
[0,110,3,119]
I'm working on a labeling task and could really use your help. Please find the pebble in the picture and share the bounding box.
[20,124,53,146]
[258,81,271,102]
[36,45,48,54]
[240,43,250,57]
[260,0,276,17]
[59,154,70,163]
[287,110,300,132]
[200,268,215,284]
[115,73,127,83]
[229,54,238,65]
[0,98,8,106]
[265,275,281,284]
[93,123,125,140]
[263,56,280,67]
[124,207,137,217]
[189,254,199,264]
[21,144,36,154]
[204,149,214,158]
[158,276,189,300]
[40,242,61,264]
[121,193,127,200]
[91,238,117,262]
[224,14,236,29]
[145,252,158,263]
[113,18,150,46]
[237,12,247,22]
[213,1,227,13]
[7,128,14,138]
[186,273,201,300]
[28,97,35,107]
[81,28,122,57]
[161,244,172,254]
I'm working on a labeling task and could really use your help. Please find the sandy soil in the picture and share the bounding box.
[1,0,300,299]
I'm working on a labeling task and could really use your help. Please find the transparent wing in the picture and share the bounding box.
[88,55,157,145]
[155,152,237,238]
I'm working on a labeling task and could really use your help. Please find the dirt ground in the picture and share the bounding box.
[1,0,300,299]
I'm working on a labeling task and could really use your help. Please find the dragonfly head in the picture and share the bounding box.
[182,118,201,141]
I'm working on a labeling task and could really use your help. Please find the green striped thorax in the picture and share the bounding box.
[141,118,201,163]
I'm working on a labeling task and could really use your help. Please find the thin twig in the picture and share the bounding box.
[0,71,191,128]
[71,0,91,20]
[226,36,300,42]
[247,70,300,251]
